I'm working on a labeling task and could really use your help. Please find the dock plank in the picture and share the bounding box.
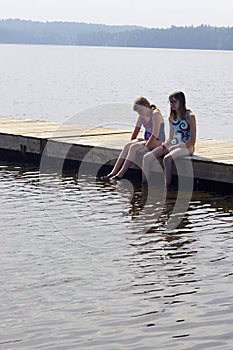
[0,116,132,137]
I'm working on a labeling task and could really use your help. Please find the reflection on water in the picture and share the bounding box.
[1,164,233,350]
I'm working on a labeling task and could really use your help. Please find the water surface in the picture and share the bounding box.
[0,44,232,140]
[0,44,233,350]
[1,165,233,349]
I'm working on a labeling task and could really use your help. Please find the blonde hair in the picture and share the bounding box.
[133,96,159,112]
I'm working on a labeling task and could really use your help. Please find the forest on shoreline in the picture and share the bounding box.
[0,19,233,50]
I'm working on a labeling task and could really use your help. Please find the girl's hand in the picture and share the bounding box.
[162,141,171,150]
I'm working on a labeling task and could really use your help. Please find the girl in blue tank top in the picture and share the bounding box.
[104,96,165,180]
[142,91,196,187]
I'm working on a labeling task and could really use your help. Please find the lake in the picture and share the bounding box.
[0,44,233,350]
[0,44,233,139]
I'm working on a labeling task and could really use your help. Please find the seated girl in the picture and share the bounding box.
[142,91,196,186]
[105,96,165,180]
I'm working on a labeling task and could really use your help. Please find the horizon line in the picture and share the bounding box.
[0,17,233,30]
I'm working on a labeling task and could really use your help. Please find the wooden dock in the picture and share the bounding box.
[0,116,232,192]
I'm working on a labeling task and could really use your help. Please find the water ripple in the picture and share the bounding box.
[0,165,233,349]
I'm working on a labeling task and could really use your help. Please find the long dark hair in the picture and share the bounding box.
[133,96,159,112]
[169,91,187,122]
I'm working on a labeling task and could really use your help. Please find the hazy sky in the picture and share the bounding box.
[1,0,233,28]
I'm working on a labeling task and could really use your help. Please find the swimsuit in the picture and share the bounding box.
[171,115,191,145]
[141,114,165,142]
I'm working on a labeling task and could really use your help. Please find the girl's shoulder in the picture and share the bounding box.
[186,109,196,120]
[152,109,163,119]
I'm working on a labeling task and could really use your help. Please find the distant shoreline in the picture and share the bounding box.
[1,42,233,53]
[0,19,233,51]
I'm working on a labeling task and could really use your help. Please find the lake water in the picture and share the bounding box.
[0,44,233,349]
[1,165,233,350]
[0,44,233,139]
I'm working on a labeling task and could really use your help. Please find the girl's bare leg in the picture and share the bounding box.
[107,139,140,177]
[115,141,146,178]
[142,145,166,183]
[163,146,193,186]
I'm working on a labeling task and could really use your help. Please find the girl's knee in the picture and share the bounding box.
[123,142,132,151]
[168,145,178,152]
[129,142,143,153]
[143,152,154,164]
[163,154,172,165]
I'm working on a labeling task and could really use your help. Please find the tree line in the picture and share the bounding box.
[0,19,232,50]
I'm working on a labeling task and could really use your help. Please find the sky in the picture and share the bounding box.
[0,0,233,28]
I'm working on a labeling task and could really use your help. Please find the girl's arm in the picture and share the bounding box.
[131,116,142,140]
[163,123,174,148]
[185,113,196,148]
